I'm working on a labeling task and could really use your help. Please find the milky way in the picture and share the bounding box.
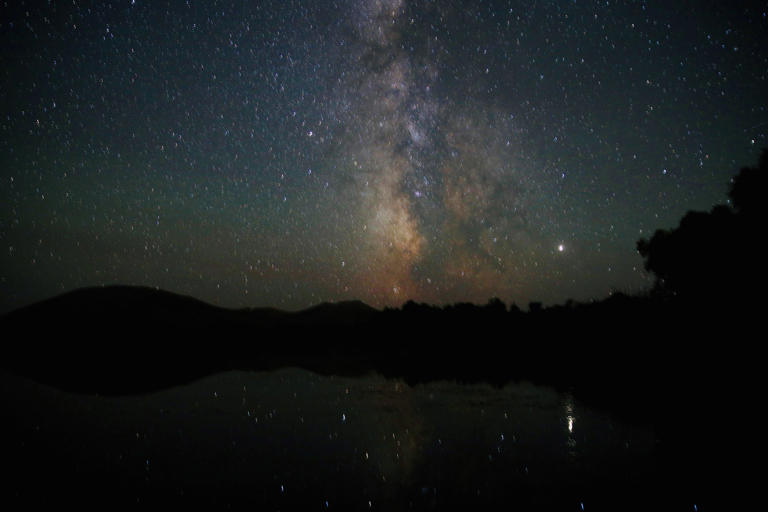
[1,0,766,311]
[330,0,584,305]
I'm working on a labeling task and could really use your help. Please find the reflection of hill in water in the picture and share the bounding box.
[1,367,660,510]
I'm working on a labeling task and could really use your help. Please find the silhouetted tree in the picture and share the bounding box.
[484,297,507,314]
[729,149,768,217]
[637,149,766,302]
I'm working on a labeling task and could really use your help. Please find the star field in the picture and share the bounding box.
[2,0,766,312]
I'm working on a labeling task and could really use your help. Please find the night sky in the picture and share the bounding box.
[2,0,766,313]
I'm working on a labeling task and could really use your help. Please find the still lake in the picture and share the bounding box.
[3,367,687,510]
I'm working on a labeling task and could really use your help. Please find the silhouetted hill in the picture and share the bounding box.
[1,286,385,336]
[299,299,378,318]
[0,283,727,398]
[292,300,379,330]
[0,286,384,393]
[0,283,742,390]
[3,285,232,332]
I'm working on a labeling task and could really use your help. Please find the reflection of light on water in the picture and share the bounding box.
[564,394,575,434]
[564,394,577,456]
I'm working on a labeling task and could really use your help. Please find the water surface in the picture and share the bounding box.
[4,368,667,509]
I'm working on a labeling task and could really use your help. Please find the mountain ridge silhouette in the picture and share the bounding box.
[1,285,395,394]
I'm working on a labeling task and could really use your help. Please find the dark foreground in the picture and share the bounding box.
[1,286,760,509]
[4,368,665,511]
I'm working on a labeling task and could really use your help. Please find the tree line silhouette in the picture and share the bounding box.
[637,149,765,305]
